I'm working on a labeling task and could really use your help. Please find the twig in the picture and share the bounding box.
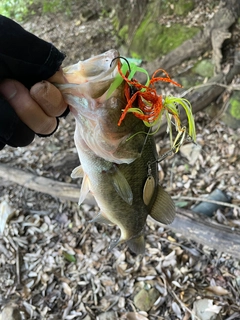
[15,246,22,288]
[91,278,98,306]
[180,82,240,98]
[172,195,239,210]
[168,287,201,320]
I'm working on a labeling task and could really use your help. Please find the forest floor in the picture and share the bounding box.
[0,1,240,319]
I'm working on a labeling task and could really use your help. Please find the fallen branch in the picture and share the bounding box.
[0,163,80,202]
[181,82,240,98]
[165,208,240,260]
[172,195,239,210]
[0,164,239,258]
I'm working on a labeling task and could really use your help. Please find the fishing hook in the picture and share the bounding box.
[110,56,131,73]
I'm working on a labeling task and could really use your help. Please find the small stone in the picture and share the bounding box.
[134,287,160,311]
[0,304,22,320]
[134,289,150,311]
[148,288,160,307]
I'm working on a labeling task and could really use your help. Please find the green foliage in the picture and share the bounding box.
[0,0,33,21]
[41,0,72,15]
[220,92,240,129]
[130,16,199,61]
[62,251,77,263]
[193,59,214,78]
[114,0,199,62]
[174,0,195,16]
[0,0,74,22]
[229,94,240,120]
[118,25,129,40]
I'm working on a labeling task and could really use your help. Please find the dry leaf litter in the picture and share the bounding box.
[0,1,240,319]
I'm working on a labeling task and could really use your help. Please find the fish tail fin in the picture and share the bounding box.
[150,185,175,224]
[108,234,145,255]
[127,235,145,255]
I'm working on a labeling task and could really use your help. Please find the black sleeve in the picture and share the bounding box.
[0,15,66,88]
[0,97,35,149]
[0,15,66,150]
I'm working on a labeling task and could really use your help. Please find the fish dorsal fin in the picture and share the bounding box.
[127,235,145,255]
[78,174,90,205]
[143,175,155,205]
[150,185,175,224]
[108,165,133,205]
[91,212,113,225]
[71,165,84,179]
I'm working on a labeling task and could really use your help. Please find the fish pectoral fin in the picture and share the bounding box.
[71,165,84,179]
[108,165,133,205]
[127,235,145,255]
[91,212,113,225]
[150,185,176,224]
[78,174,90,205]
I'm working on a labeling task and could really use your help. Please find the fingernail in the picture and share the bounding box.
[0,80,17,100]
[31,81,49,97]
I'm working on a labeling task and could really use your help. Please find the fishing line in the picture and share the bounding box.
[140,127,152,157]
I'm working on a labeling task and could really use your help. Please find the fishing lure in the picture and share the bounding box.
[107,57,196,154]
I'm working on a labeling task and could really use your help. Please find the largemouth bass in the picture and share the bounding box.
[58,50,175,254]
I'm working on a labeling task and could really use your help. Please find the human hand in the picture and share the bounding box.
[0,15,68,150]
[0,70,68,150]
[0,70,68,137]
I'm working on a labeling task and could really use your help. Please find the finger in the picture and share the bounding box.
[30,80,68,117]
[0,97,35,149]
[0,79,57,135]
[47,68,68,83]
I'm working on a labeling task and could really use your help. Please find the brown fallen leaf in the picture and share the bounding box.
[97,311,118,320]
[62,281,72,296]
[120,312,148,320]
[180,143,202,165]
[205,286,229,296]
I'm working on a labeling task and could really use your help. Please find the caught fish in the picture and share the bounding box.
[57,50,181,254]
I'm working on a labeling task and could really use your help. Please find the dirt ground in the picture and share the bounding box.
[0,1,240,319]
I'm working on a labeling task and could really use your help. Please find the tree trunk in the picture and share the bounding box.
[144,0,240,74]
